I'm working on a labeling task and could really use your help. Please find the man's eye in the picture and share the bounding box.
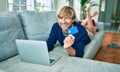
[66,17,71,19]
[59,17,63,19]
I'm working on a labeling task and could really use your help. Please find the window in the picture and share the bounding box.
[7,0,51,11]
[35,0,51,11]
[8,0,28,11]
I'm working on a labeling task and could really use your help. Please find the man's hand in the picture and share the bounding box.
[63,35,75,49]
[63,35,75,56]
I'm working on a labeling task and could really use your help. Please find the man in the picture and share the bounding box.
[47,6,91,57]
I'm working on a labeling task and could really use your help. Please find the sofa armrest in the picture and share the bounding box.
[83,31,104,59]
[83,40,98,59]
[95,22,104,31]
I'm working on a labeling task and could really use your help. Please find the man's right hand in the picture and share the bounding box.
[63,35,75,49]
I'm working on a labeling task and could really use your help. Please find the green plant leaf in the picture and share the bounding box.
[66,0,70,2]
[80,0,88,7]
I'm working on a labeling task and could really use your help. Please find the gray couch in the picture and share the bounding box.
[0,11,119,72]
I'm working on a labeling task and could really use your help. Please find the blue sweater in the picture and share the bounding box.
[47,21,91,57]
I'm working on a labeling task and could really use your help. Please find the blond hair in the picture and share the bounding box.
[57,6,76,19]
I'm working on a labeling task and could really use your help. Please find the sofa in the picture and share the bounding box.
[0,11,119,72]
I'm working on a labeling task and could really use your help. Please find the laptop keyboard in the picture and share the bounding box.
[49,54,61,64]
[50,59,55,63]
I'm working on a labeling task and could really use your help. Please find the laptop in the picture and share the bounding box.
[15,39,61,66]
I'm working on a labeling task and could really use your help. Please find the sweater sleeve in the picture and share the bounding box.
[73,24,91,57]
[46,23,57,51]
[74,41,85,57]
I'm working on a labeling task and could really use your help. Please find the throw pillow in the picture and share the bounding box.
[18,11,57,41]
[0,12,25,61]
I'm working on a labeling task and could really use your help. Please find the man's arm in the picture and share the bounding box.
[65,46,76,56]
[47,24,57,51]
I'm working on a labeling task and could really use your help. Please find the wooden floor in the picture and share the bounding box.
[93,32,120,64]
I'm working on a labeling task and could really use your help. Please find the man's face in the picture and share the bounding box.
[58,16,74,31]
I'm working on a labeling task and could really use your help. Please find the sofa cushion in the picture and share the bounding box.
[0,12,25,61]
[18,11,57,41]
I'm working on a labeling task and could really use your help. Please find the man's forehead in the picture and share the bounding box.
[62,14,71,17]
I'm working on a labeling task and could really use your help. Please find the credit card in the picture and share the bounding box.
[67,26,78,34]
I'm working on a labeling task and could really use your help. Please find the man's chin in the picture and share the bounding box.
[62,28,67,31]
[60,26,66,29]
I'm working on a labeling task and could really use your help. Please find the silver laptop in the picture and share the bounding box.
[15,39,61,66]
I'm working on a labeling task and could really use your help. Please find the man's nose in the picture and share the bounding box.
[61,18,66,23]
